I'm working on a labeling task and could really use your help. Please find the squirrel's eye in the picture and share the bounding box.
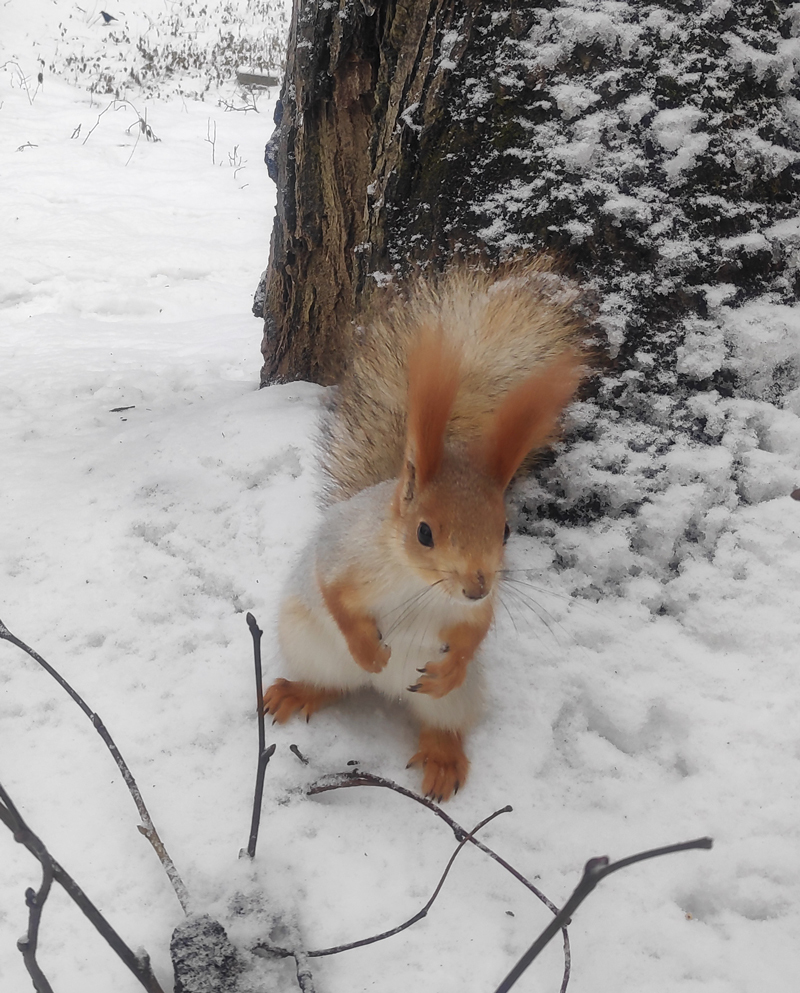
[417,522,434,547]
[503,522,510,545]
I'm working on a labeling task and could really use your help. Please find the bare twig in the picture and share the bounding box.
[0,780,166,993]
[19,856,55,993]
[307,771,572,989]
[257,805,511,960]
[0,617,190,912]
[124,109,160,166]
[81,99,159,163]
[493,837,714,993]
[205,119,217,164]
[308,772,562,911]
[241,613,276,860]
[1,60,34,103]
[292,949,316,993]
[82,100,116,145]
[219,95,260,113]
[289,744,309,765]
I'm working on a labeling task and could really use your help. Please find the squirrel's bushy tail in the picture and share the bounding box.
[323,255,592,501]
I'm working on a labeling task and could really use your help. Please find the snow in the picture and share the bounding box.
[3,3,800,993]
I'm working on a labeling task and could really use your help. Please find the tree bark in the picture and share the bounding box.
[260,0,799,392]
[260,0,486,385]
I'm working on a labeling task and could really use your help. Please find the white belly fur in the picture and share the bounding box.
[277,556,486,731]
[276,482,488,731]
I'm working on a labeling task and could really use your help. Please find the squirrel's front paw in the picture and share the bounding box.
[351,630,391,673]
[407,647,465,698]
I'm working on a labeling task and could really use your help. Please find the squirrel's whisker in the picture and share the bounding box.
[498,583,565,648]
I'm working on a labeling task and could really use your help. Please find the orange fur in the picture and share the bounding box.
[263,678,342,723]
[319,572,391,672]
[410,607,494,698]
[480,350,584,488]
[407,726,469,801]
[404,326,461,490]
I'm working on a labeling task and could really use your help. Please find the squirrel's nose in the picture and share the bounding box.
[462,571,487,601]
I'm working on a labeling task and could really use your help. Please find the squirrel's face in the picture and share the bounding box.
[393,458,508,603]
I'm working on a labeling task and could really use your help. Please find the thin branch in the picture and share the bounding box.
[82,99,116,145]
[0,617,190,912]
[257,806,511,960]
[241,613,276,860]
[307,772,571,987]
[0,781,166,993]
[1,60,34,103]
[292,949,316,993]
[248,613,266,757]
[307,772,562,912]
[289,744,309,765]
[81,98,158,159]
[205,119,217,164]
[19,866,55,993]
[125,120,143,167]
[493,837,714,993]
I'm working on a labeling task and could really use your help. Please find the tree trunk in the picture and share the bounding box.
[259,0,799,408]
[260,0,489,385]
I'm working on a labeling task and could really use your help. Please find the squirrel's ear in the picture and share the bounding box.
[480,351,584,489]
[399,458,417,503]
[402,326,461,494]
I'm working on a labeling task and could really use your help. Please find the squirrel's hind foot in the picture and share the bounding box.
[407,726,469,802]
[263,678,342,724]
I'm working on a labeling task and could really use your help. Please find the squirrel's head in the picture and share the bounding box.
[393,326,584,602]
[393,450,508,601]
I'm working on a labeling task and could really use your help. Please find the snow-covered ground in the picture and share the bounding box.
[2,3,800,992]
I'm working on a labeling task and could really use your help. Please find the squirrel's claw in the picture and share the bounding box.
[263,678,342,724]
[407,727,469,803]
[408,655,467,698]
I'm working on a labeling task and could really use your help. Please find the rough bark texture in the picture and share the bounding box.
[260,0,799,397]
[260,0,486,385]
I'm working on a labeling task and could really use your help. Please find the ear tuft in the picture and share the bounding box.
[404,325,461,490]
[481,351,585,489]
[400,459,417,503]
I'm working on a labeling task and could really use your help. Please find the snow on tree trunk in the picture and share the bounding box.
[259,0,799,534]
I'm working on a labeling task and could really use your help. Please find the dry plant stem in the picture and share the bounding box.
[259,805,510,961]
[244,612,276,859]
[82,99,158,157]
[308,773,556,907]
[0,60,33,103]
[309,805,511,956]
[0,617,190,913]
[125,123,142,167]
[0,781,166,993]
[308,772,572,988]
[493,837,714,993]
[82,99,117,144]
[19,848,55,993]
[293,950,316,993]
[289,744,309,765]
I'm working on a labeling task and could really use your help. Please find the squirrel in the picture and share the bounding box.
[263,256,591,801]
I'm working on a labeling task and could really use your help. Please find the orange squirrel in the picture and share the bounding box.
[264,257,590,801]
